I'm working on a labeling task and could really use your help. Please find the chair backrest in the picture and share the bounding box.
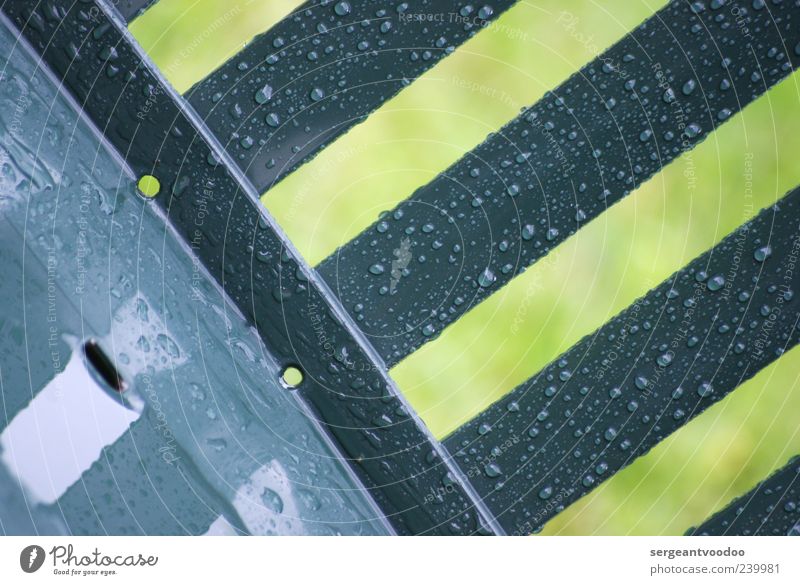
[0,0,798,536]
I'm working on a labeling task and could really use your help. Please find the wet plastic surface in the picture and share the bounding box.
[444,188,800,535]
[2,0,799,537]
[320,0,800,367]
[188,0,517,194]
[0,0,497,535]
[116,0,159,23]
[691,455,800,536]
[0,9,388,536]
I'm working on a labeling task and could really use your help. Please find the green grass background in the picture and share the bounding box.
[132,0,800,535]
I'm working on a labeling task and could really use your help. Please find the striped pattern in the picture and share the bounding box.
[1,0,798,535]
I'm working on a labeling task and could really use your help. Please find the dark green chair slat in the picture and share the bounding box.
[444,187,800,535]
[117,0,159,22]
[690,456,800,536]
[187,0,518,194]
[319,0,800,367]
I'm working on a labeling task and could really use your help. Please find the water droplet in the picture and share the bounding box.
[522,224,535,241]
[189,383,206,402]
[254,84,273,104]
[334,1,351,16]
[754,245,772,262]
[156,334,180,358]
[690,1,706,13]
[478,268,496,287]
[656,352,673,367]
[707,275,725,291]
[298,489,321,511]
[478,5,494,19]
[206,437,227,452]
[697,382,714,398]
[684,123,702,138]
[261,488,284,513]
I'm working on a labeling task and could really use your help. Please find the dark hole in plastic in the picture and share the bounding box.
[83,340,127,393]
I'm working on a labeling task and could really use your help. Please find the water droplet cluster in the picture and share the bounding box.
[321,0,800,366]
[190,1,512,193]
[445,192,800,534]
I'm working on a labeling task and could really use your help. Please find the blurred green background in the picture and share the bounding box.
[131,0,800,535]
